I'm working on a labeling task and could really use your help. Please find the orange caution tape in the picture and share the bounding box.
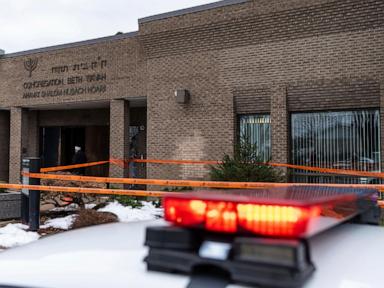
[0,183,172,198]
[129,159,219,165]
[39,158,220,173]
[40,161,110,173]
[126,159,384,179]
[39,157,384,179]
[109,159,128,169]
[24,172,384,192]
[266,162,384,179]
[109,158,219,169]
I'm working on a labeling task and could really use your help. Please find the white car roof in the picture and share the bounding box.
[0,220,382,288]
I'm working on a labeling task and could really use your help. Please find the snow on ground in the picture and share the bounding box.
[41,215,77,230]
[85,203,97,209]
[51,203,79,212]
[0,201,163,250]
[98,201,163,222]
[0,224,40,248]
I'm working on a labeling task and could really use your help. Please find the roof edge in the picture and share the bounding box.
[1,31,138,59]
[139,0,248,24]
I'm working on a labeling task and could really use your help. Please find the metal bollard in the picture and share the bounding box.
[21,159,30,224]
[21,158,41,231]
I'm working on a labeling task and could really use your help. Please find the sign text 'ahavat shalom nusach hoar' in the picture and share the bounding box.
[22,57,108,99]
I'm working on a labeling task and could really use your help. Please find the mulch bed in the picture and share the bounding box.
[39,227,66,236]
[37,209,118,237]
[72,209,118,229]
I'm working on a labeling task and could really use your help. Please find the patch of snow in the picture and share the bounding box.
[0,223,40,248]
[41,215,77,230]
[85,203,97,209]
[51,203,79,212]
[98,201,163,222]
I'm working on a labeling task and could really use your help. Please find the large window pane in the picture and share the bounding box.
[239,114,271,162]
[291,110,381,183]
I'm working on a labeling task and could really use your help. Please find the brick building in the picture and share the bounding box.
[0,0,383,184]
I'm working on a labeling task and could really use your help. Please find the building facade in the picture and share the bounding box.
[0,0,383,184]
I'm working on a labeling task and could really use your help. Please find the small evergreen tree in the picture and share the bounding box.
[210,137,283,182]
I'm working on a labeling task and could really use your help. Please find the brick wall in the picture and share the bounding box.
[288,80,381,112]
[270,86,288,174]
[146,51,234,180]
[143,0,384,179]
[0,111,9,181]
[38,109,109,127]
[109,100,129,179]
[27,111,39,158]
[0,34,146,183]
[380,82,384,170]
[9,108,26,183]
[234,87,271,114]
[0,36,146,108]
[140,0,384,58]
[0,0,383,183]
[139,0,339,35]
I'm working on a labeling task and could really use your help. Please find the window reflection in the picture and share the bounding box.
[239,115,271,162]
[291,110,381,183]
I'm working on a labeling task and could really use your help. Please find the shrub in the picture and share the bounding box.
[108,184,144,208]
[112,195,143,208]
[210,137,283,183]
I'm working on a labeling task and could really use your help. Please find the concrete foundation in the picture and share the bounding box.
[0,192,20,220]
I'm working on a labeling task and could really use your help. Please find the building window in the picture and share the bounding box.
[291,110,381,183]
[239,114,271,162]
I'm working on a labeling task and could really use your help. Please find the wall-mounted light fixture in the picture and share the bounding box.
[175,89,190,104]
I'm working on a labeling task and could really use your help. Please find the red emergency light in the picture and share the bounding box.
[163,187,376,238]
[147,187,379,288]
[165,198,321,236]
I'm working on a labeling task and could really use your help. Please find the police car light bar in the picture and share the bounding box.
[145,187,379,288]
[163,186,377,238]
